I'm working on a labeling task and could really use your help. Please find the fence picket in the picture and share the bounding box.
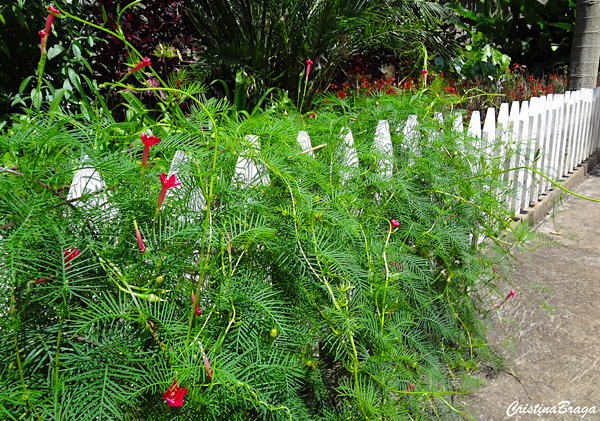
[527,96,542,206]
[234,135,269,187]
[297,131,314,156]
[340,127,359,182]
[68,89,600,228]
[374,120,394,177]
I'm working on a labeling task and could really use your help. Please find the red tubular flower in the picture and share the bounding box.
[39,6,60,55]
[133,220,145,253]
[305,59,313,79]
[63,248,80,269]
[421,69,428,86]
[129,57,152,73]
[191,292,201,316]
[140,133,160,169]
[493,290,516,308]
[32,247,78,284]
[389,219,400,231]
[162,380,187,407]
[157,173,182,211]
[38,30,46,53]
[45,6,60,35]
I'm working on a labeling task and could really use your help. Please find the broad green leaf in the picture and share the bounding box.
[47,44,64,60]
[30,88,42,109]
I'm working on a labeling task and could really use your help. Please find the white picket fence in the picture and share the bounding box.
[68,87,600,219]
[465,87,600,215]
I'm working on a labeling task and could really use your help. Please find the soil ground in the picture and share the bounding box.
[462,169,600,420]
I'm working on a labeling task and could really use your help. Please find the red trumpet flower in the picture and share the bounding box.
[162,379,187,407]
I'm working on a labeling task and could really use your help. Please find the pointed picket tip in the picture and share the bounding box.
[467,111,481,138]
[340,127,359,170]
[296,131,313,156]
[373,120,393,178]
[233,135,269,187]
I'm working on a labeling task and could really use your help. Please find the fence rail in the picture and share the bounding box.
[68,88,600,219]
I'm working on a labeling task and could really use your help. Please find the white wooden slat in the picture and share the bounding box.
[166,150,206,213]
[374,120,394,178]
[496,103,510,201]
[579,89,589,161]
[585,89,595,156]
[403,114,421,165]
[296,131,314,156]
[467,111,481,139]
[593,88,600,151]
[572,90,584,167]
[527,96,542,206]
[67,154,115,221]
[541,94,555,194]
[482,107,496,157]
[467,111,482,173]
[519,101,535,212]
[452,116,463,133]
[234,135,269,187]
[591,88,600,153]
[532,95,548,200]
[514,101,529,214]
[340,127,359,182]
[563,91,575,175]
[552,94,566,183]
[505,102,521,211]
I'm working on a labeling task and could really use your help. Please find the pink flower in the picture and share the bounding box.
[388,219,400,231]
[224,231,232,254]
[203,355,213,378]
[162,380,187,407]
[140,133,160,169]
[191,292,201,316]
[133,220,145,253]
[157,173,181,211]
[306,59,313,79]
[129,57,152,73]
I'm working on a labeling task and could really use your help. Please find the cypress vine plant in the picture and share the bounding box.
[0,87,532,420]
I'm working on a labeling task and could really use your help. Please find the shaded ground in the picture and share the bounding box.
[462,170,600,420]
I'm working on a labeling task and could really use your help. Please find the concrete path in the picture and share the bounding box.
[463,169,600,420]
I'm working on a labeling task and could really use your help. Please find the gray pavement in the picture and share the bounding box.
[462,168,600,420]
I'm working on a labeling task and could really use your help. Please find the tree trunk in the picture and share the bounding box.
[568,0,600,90]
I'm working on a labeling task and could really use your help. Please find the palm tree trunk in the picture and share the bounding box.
[568,0,600,90]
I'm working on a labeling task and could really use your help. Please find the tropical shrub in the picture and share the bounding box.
[0,0,97,119]
[184,0,457,113]
[81,0,195,117]
[446,0,575,75]
[0,88,523,419]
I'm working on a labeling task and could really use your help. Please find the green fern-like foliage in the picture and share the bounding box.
[0,92,519,420]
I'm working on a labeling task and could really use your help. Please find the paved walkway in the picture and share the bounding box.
[463,169,600,420]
